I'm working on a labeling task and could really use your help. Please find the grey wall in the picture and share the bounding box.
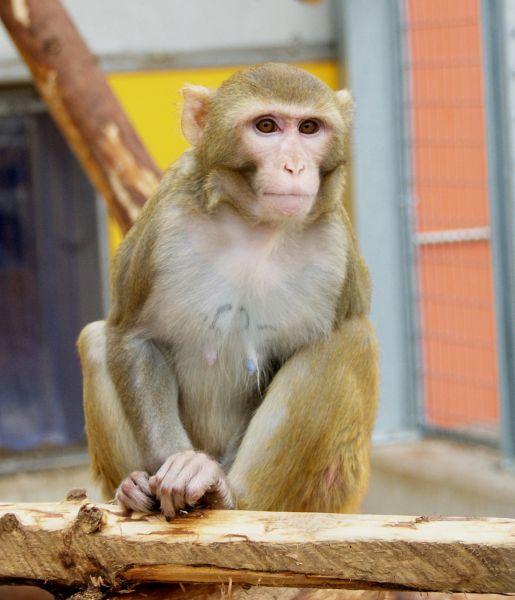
[0,0,336,81]
[504,0,515,235]
[482,0,515,464]
[338,0,418,438]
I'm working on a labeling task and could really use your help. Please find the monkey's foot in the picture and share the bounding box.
[115,471,157,513]
[149,450,235,519]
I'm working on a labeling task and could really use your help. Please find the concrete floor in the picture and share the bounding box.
[1,439,514,517]
[363,438,515,518]
[0,459,98,503]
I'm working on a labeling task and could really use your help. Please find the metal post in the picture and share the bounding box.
[480,0,515,466]
[334,0,420,438]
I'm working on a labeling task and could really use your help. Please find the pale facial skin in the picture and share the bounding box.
[240,106,332,221]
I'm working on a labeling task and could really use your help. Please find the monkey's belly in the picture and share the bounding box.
[146,212,347,458]
[167,295,334,459]
[175,343,263,460]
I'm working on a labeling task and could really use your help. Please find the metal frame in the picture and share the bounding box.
[335,0,514,458]
[397,0,425,435]
[0,44,336,84]
[334,0,420,437]
[481,0,515,467]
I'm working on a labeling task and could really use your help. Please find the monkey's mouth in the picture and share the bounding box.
[263,192,314,216]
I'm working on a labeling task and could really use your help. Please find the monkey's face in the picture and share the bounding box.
[181,64,353,224]
[235,106,331,222]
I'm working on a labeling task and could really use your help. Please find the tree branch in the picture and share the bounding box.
[0,500,514,597]
[0,0,161,232]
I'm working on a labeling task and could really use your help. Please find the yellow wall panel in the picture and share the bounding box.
[106,61,340,249]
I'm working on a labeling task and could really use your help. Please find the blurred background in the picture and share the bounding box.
[0,0,514,518]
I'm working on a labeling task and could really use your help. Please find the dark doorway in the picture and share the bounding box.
[0,105,104,452]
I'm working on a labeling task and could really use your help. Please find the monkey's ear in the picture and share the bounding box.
[335,89,354,128]
[181,84,215,145]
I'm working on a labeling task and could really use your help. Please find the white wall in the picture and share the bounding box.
[0,0,335,81]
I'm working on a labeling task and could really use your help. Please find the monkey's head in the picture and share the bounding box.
[181,63,353,224]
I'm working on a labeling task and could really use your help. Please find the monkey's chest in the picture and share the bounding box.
[147,217,346,458]
[151,223,345,376]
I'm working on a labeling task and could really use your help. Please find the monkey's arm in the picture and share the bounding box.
[106,328,192,474]
[108,332,235,519]
[228,317,379,513]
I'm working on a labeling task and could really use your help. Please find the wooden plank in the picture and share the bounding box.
[0,0,161,232]
[0,500,514,596]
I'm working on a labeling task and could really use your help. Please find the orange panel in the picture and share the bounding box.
[413,145,487,184]
[410,25,482,63]
[413,107,485,142]
[416,187,490,231]
[406,0,499,434]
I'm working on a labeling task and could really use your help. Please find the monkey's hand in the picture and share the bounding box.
[148,450,235,519]
[115,471,157,513]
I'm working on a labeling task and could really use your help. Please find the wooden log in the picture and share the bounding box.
[0,0,161,232]
[0,500,514,597]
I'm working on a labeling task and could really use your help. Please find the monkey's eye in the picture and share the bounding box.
[255,118,279,134]
[299,119,320,135]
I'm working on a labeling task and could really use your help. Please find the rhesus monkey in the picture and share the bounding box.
[78,63,378,518]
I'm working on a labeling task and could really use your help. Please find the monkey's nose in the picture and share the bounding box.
[283,162,305,175]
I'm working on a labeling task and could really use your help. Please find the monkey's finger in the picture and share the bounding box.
[116,479,155,512]
[213,478,236,509]
[130,471,153,498]
[203,466,235,509]
[157,451,197,499]
[156,456,193,515]
[182,454,218,504]
[171,481,187,512]
[185,459,226,505]
[151,455,176,495]
[159,453,205,514]
[151,455,180,498]
[158,485,177,519]
[165,458,202,510]
[116,488,152,512]
[158,469,186,512]
[152,451,196,499]
[184,470,211,506]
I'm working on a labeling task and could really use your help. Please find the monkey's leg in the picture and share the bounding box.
[78,321,146,499]
[79,321,193,500]
[229,317,379,513]
[79,322,232,517]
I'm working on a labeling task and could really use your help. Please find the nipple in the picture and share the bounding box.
[246,357,258,374]
[204,349,218,366]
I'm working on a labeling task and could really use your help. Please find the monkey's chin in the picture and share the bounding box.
[262,193,315,220]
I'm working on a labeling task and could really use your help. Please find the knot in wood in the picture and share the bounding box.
[74,504,105,534]
[67,587,106,600]
[43,36,61,55]
[0,512,22,534]
[66,488,89,502]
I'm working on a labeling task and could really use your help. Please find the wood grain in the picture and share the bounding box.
[0,500,514,596]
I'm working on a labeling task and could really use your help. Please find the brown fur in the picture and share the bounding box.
[78,63,379,517]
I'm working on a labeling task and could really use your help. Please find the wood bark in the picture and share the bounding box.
[0,0,161,233]
[0,500,514,597]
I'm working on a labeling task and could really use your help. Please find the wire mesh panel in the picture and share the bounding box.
[402,0,500,441]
